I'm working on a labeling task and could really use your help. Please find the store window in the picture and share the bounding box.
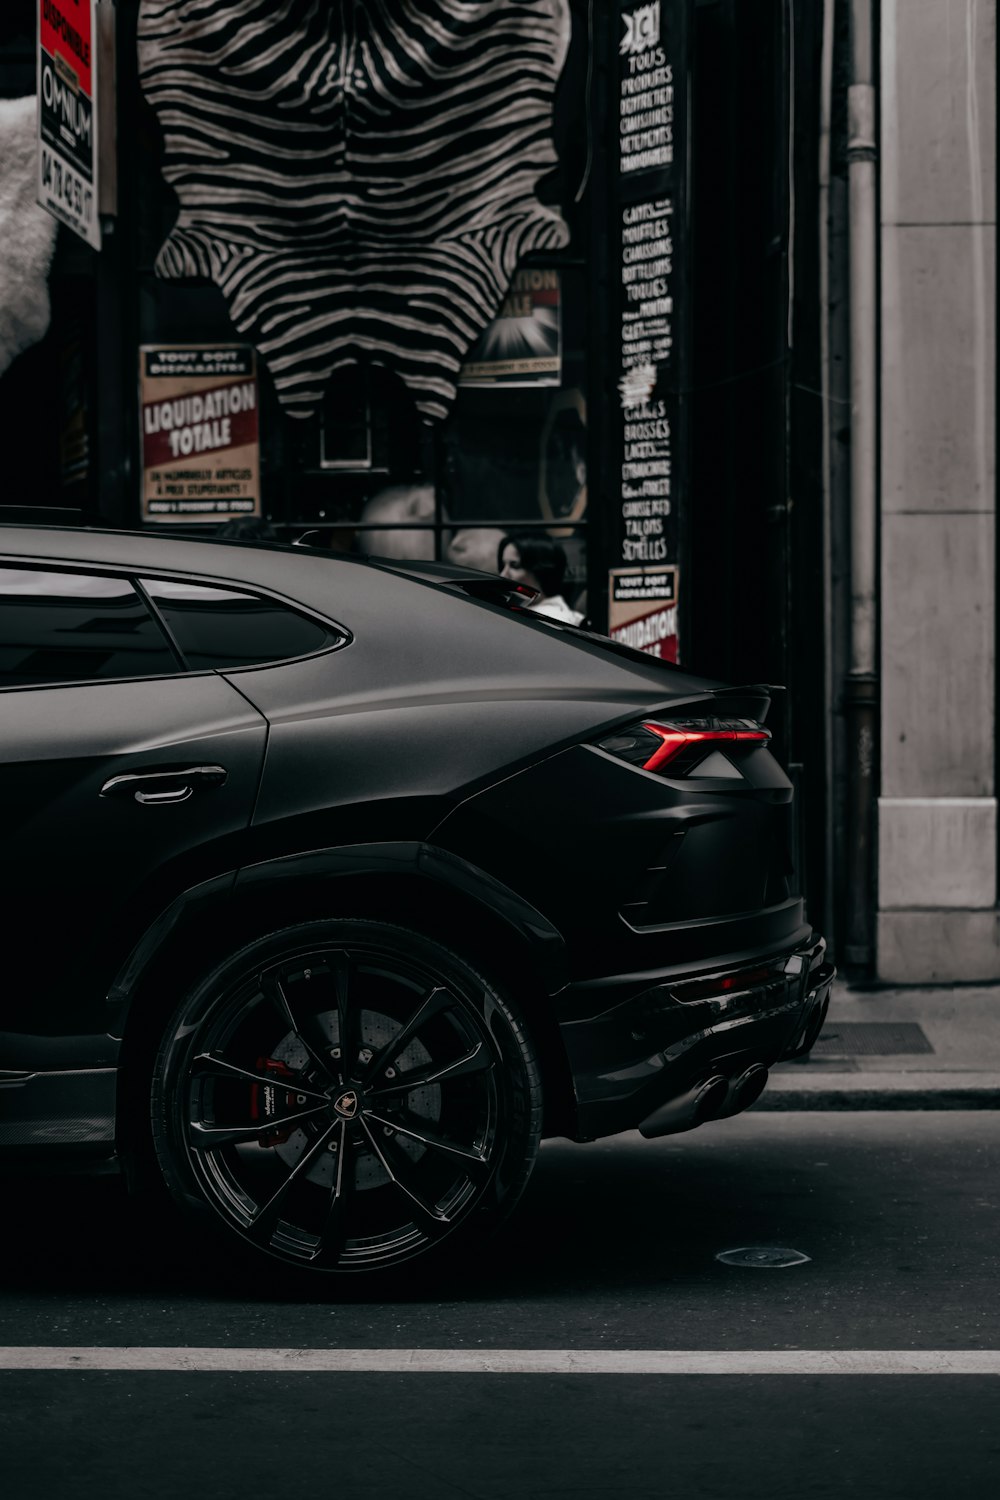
[440,263,590,620]
[272,261,592,624]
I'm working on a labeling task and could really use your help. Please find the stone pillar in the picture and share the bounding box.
[878,0,997,981]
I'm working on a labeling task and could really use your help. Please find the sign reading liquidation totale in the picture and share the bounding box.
[37,0,100,249]
[611,0,689,664]
[140,346,260,523]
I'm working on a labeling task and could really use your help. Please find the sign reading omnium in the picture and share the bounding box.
[37,0,100,248]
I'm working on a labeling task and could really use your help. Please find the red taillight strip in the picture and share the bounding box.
[640,721,771,773]
[673,963,779,1001]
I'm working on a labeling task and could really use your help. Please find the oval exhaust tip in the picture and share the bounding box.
[693,1074,730,1122]
[734,1064,769,1112]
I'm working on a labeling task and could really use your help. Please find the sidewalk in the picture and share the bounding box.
[756,981,1000,1110]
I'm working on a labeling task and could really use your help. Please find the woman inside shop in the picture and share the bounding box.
[498,532,584,625]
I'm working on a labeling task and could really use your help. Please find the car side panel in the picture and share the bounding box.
[218,618,712,842]
[431,743,811,991]
[0,674,267,1043]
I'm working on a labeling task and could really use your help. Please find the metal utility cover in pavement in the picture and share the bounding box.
[812,1022,933,1057]
[716,1247,811,1269]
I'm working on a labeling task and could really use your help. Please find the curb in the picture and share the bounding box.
[753,1072,1000,1111]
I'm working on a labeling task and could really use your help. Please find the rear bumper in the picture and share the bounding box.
[557,934,835,1141]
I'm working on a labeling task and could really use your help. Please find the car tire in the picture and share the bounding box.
[151,918,543,1275]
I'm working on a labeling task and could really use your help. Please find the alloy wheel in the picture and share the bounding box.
[154,924,538,1272]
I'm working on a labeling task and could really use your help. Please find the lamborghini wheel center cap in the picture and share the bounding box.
[332,1089,359,1119]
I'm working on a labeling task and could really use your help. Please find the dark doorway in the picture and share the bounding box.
[688,0,827,921]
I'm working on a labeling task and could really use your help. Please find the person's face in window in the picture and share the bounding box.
[500,544,543,595]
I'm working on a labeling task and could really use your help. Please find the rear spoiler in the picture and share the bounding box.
[711,682,784,723]
[628,683,783,725]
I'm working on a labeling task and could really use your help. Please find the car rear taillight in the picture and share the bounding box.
[596,717,771,776]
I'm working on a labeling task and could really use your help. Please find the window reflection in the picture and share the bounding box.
[141,577,334,669]
[0,568,178,688]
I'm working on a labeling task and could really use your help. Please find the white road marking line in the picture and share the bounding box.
[0,1349,999,1375]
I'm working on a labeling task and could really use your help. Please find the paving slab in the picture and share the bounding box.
[761,980,1000,1109]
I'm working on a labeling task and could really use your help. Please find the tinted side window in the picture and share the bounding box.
[141,577,336,670]
[0,567,179,689]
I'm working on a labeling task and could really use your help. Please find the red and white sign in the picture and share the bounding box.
[37,0,100,248]
[608,565,679,662]
[140,346,261,524]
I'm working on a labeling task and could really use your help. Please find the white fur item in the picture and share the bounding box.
[356,484,444,561]
[0,96,58,379]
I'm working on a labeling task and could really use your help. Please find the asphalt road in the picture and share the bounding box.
[2,1112,999,1498]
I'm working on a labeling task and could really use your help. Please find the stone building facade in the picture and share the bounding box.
[876,0,997,980]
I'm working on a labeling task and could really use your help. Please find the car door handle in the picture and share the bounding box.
[100,765,228,805]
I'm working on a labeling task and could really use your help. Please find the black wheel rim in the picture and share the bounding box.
[174,942,503,1271]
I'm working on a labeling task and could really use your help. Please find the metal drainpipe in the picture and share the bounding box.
[818,0,835,945]
[843,0,879,972]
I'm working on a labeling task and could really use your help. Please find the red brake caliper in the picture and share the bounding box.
[249,1057,301,1147]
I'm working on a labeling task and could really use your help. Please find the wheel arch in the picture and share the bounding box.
[113,843,577,1185]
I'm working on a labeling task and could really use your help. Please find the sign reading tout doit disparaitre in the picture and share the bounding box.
[140,345,261,524]
[37,0,100,248]
[608,565,679,661]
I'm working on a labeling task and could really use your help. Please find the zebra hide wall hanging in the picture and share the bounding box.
[138,0,572,423]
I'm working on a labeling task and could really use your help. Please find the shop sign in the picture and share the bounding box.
[612,1,689,653]
[618,3,672,178]
[608,565,678,662]
[37,0,100,248]
[460,268,561,387]
[139,345,260,524]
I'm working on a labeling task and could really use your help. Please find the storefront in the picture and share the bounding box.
[0,0,830,923]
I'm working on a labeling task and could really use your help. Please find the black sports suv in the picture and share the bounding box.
[0,525,833,1275]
